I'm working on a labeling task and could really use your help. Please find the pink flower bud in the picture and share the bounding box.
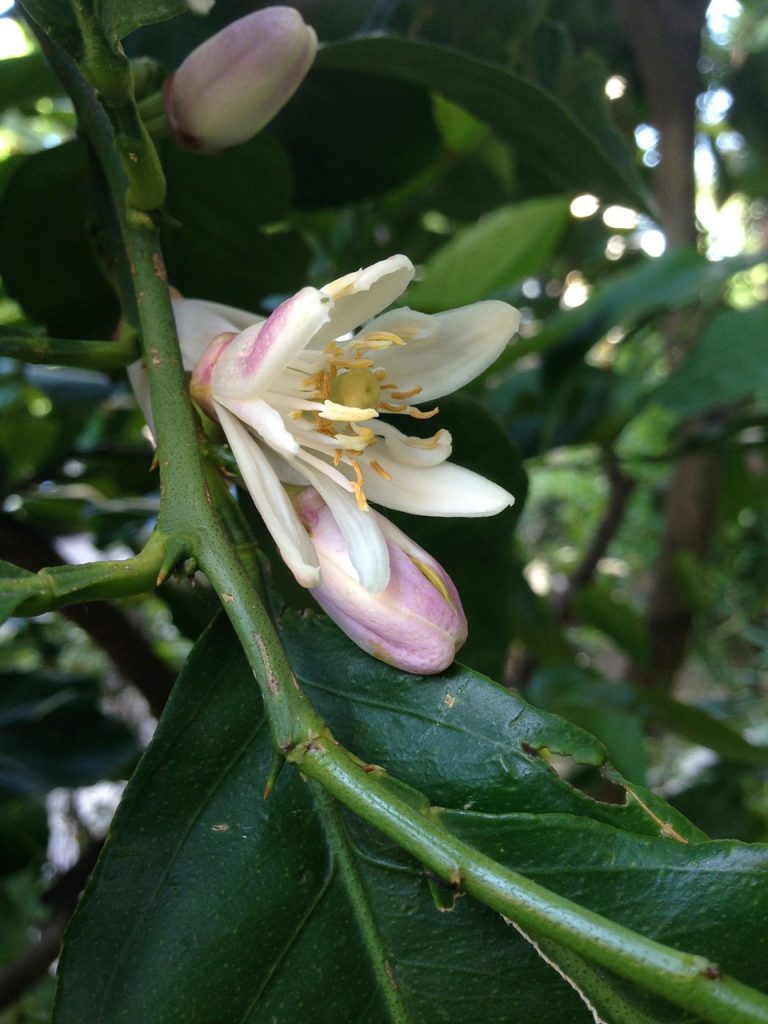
[165,7,317,151]
[293,488,467,675]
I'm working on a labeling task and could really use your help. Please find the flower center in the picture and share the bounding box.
[294,329,441,512]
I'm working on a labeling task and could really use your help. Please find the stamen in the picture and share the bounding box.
[353,483,369,512]
[408,406,439,419]
[379,401,408,413]
[329,357,375,370]
[333,448,343,466]
[370,460,391,480]
[348,458,369,511]
[390,386,423,400]
[364,330,407,347]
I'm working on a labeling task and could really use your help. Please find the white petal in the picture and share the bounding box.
[312,255,415,348]
[216,396,299,456]
[216,404,320,587]
[362,301,519,403]
[361,455,515,517]
[293,457,391,593]
[213,288,330,400]
[172,298,252,370]
[373,421,452,467]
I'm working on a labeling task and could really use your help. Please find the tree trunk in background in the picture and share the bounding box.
[619,0,721,687]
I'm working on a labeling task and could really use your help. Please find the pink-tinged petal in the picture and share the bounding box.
[190,332,236,419]
[294,488,466,674]
[310,255,415,348]
[166,7,317,151]
[212,287,330,400]
[217,404,320,587]
[172,297,243,370]
[359,300,520,402]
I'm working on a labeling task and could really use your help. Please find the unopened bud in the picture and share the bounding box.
[165,6,317,151]
[294,488,467,675]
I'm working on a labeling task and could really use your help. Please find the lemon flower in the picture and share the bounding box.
[186,254,518,592]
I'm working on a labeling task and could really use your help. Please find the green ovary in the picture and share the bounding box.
[329,368,381,410]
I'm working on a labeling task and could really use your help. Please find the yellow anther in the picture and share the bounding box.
[363,330,406,347]
[370,460,391,480]
[408,406,439,419]
[353,482,369,511]
[333,448,343,466]
[329,358,375,370]
[379,400,407,413]
[390,386,423,400]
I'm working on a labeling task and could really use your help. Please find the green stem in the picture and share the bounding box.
[1,531,167,619]
[69,0,165,210]
[0,333,138,369]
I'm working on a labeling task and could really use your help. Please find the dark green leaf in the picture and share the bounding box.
[269,68,441,208]
[99,0,187,44]
[17,1,82,59]
[0,671,139,796]
[406,196,570,311]
[528,665,648,785]
[54,614,768,1024]
[0,143,119,338]
[161,135,311,308]
[316,36,650,210]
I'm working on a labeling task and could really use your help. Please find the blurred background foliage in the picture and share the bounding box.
[1,0,768,1018]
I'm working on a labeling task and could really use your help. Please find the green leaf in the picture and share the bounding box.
[0,561,35,623]
[642,689,768,768]
[99,0,187,44]
[53,613,768,1024]
[406,196,570,311]
[528,666,648,785]
[316,36,650,210]
[513,928,670,1024]
[160,135,311,309]
[508,248,767,365]
[17,1,82,59]
[0,54,61,112]
[269,68,441,207]
[0,671,139,796]
[655,307,768,418]
[0,143,118,338]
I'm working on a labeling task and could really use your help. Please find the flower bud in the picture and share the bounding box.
[165,7,317,151]
[294,488,467,675]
